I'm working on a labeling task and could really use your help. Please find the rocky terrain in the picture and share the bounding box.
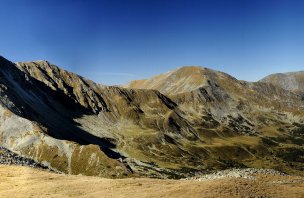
[0,146,50,170]
[183,168,286,181]
[0,55,303,179]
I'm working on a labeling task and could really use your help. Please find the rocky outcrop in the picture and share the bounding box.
[183,168,287,181]
[0,146,50,170]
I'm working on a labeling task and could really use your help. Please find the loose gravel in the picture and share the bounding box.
[184,168,286,181]
[0,146,51,170]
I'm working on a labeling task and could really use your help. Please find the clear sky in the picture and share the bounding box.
[1,0,304,85]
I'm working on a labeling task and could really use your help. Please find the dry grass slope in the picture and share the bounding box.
[0,165,303,198]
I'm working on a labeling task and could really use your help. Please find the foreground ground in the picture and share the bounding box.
[0,165,303,198]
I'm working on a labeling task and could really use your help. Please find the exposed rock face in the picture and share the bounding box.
[0,58,303,178]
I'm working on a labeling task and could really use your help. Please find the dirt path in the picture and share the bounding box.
[0,165,303,198]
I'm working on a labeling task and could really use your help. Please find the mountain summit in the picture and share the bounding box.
[0,57,303,178]
[124,66,236,95]
[260,71,304,93]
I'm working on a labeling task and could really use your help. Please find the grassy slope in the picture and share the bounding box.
[0,165,304,198]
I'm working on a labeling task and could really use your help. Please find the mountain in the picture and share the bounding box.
[124,66,222,94]
[0,58,303,178]
[0,57,130,177]
[260,71,304,94]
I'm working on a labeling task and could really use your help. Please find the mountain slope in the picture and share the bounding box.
[260,71,304,93]
[0,57,130,177]
[1,57,304,178]
[1,165,303,198]
[1,57,203,177]
[126,66,304,175]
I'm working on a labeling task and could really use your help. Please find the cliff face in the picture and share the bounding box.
[1,57,303,178]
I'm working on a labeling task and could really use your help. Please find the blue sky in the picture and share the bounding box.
[1,0,304,85]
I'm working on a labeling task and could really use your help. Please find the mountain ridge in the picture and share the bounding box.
[124,66,240,95]
[260,71,304,94]
[0,56,303,178]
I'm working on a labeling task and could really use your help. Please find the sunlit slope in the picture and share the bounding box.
[260,71,304,93]
[0,165,303,198]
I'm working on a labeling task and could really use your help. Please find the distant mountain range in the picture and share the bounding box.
[0,56,303,178]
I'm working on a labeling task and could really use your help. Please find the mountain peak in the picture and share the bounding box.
[260,71,304,93]
[173,65,206,72]
[125,66,234,95]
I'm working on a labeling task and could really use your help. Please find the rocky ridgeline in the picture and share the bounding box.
[0,146,51,170]
[184,168,286,181]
